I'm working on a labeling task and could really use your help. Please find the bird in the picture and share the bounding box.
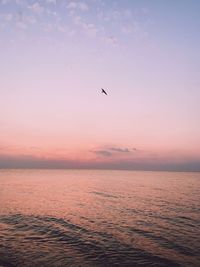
[101,88,107,95]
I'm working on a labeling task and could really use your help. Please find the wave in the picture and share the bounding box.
[0,214,181,267]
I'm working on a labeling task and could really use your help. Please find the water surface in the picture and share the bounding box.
[0,169,199,266]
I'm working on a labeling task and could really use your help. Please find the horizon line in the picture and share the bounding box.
[0,167,199,173]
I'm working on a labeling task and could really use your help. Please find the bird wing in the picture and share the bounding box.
[101,88,107,95]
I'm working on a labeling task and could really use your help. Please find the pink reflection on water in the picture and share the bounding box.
[0,169,200,266]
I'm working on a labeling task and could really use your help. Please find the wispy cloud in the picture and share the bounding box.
[84,23,98,37]
[66,2,147,46]
[28,2,44,15]
[72,15,99,37]
[67,1,89,12]
[97,6,150,43]
[46,0,57,4]
[0,0,151,47]
[92,150,112,157]
[91,146,137,158]
[109,147,131,153]
[56,24,68,33]
[14,11,37,29]
[104,35,118,47]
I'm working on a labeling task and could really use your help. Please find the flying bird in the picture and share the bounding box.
[101,88,107,95]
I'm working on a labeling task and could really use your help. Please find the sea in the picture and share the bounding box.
[0,169,199,267]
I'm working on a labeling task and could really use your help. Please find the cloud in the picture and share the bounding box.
[83,23,98,37]
[15,0,31,8]
[79,2,89,11]
[46,10,57,17]
[0,152,199,171]
[92,150,112,157]
[109,147,131,153]
[104,35,118,47]
[91,146,137,157]
[28,2,44,15]
[96,5,150,45]
[72,15,99,37]
[57,25,68,33]
[67,2,77,9]
[73,15,82,25]
[46,0,56,4]
[67,1,89,12]
[14,11,37,29]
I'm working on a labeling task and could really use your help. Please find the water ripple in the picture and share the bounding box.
[0,214,181,267]
[0,170,200,267]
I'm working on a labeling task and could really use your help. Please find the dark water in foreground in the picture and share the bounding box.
[0,170,199,267]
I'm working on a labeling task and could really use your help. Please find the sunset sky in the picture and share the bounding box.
[0,0,200,171]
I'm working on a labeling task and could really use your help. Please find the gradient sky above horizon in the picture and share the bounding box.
[0,0,200,170]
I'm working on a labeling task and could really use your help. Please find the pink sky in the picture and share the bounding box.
[0,0,200,170]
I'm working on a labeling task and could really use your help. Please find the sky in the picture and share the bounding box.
[0,0,200,171]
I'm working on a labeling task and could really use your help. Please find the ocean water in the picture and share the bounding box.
[0,169,199,267]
